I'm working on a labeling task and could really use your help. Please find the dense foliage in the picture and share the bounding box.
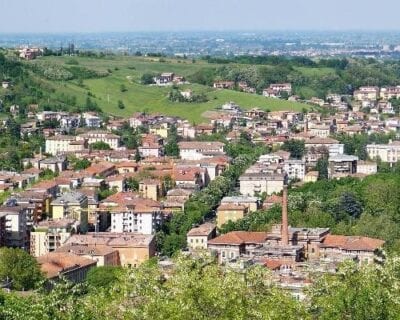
[0,248,43,291]
[2,255,400,319]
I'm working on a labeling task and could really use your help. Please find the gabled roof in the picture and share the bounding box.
[208,231,268,246]
[187,222,216,237]
[321,234,385,251]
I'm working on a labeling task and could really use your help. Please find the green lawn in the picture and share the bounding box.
[37,56,310,123]
[295,66,336,77]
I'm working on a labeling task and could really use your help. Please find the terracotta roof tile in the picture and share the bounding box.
[208,231,268,245]
[321,234,384,251]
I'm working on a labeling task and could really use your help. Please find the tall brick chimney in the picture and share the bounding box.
[281,185,289,246]
[304,116,308,134]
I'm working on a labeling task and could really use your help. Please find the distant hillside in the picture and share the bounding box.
[2,52,400,122]
[4,55,307,122]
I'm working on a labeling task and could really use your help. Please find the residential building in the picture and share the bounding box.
[353,86,379,101]
[208,231,269,264]
[213,81,235,89]
[77,130,120,149]
[37,252,96,283]
[51,192,88,232]
[82,112,102,128]
[0,203,31,249]
[101,192,164,234]
[56,244,119,266]
[139,179,162,201]
[239,173,285,196]
[308,125,331,138]
[30,218,78,257]
[220,196,260,212]
[328,155,359,178]
[357,160,378,175]
[380,86,400,100]
[187,223,217,251]
[178,141,225,160]
[39,156,68,173]
[65,232,156,267]
[45,135,86,155]
[366,141,400,165]
[216,203,249,228]
[284,159,306,181]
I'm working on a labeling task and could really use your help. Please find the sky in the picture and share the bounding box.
[1,0,400,33]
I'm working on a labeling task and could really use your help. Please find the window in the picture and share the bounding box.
[222,251,225,258]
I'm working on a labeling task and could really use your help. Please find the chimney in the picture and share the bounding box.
[304,117,308,134]
[281,185,289,246]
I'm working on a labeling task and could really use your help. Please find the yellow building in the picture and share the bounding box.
[139,179,162,201]
[216,203,248,228]
[51,192,88,232]
[30,218,78,257]
[304,171,319,183]
[187,222,216,251]
[149,124,169,139]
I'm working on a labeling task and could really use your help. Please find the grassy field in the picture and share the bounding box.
[36,56,310,123]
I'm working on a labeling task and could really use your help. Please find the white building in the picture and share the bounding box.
[83,113,102,128]
[366,141,400,165]
[77,130,120,149]
[239,173,285,196]
[284,159,306,181]
[0,203,31,249]
[110,209,163,235]
[357,160,378,175]
[178,141,225,160]
[45,135,86,155]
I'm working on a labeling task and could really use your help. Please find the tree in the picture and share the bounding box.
[90,141,111,150]
[135,148,141,163]
[0,248,43,290]
[117,100,125,109]
[126,177,139,191]
[282,139,305,159]
[120,84,127,92]
[72,158,91,170]
[316,157,329,180]
[86,266,121,288]
[141,73,155,85]
[309,259,400,320]
[39,168,58,180]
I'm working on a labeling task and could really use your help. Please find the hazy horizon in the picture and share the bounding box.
[2,0,400,33]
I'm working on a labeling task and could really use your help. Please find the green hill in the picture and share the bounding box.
[26,55,309,123]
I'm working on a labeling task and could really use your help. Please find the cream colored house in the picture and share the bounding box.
[187,222,216,250]
[357,160,377,175]
[77,130,120,149]
[353,86,379,101]
[45,135,86,155]
[30,218,78,257]
[239,173,285,196]
[65,233,156,267]
[366,141,400,164]
[216,203,248,228]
